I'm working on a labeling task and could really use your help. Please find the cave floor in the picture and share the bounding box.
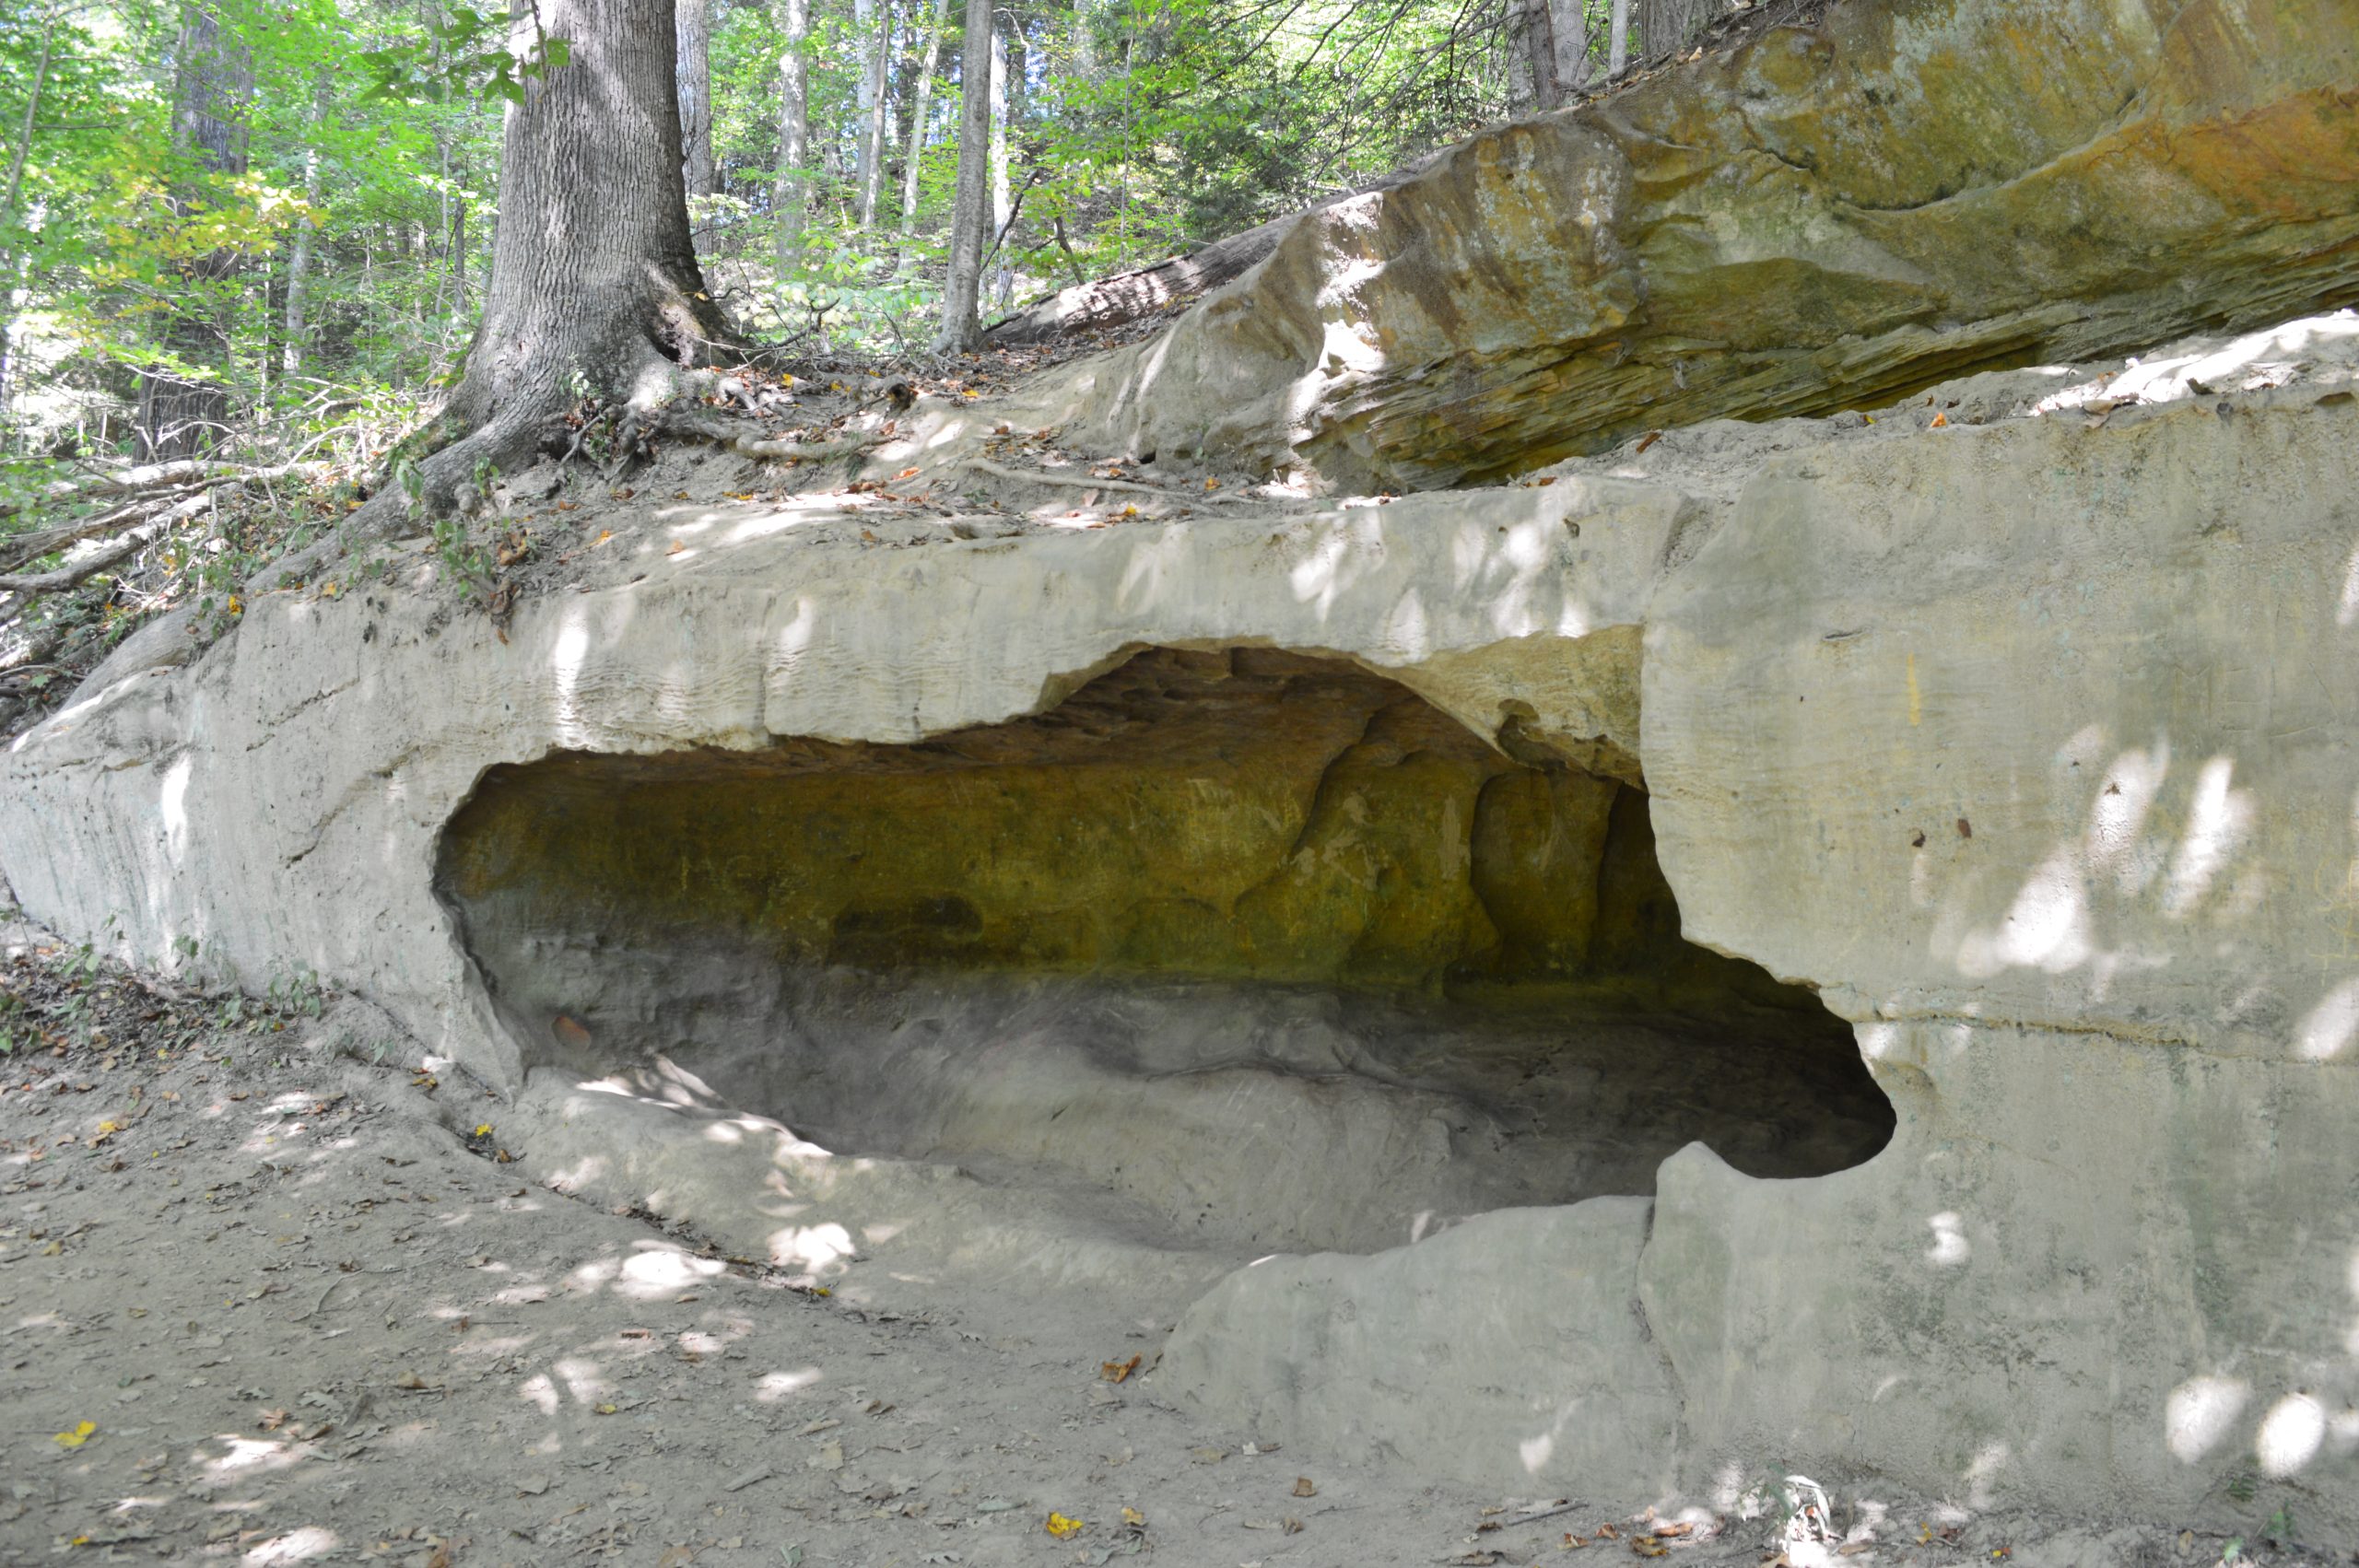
[0,931,2317,1568]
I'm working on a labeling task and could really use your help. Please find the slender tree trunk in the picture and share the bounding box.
[282,79,325,372]
[398,0,733,511]
[1071,0,1095,78]
[986,19,1009,310]
[933,0,992,353]
[676,0,714,199]
[1608,0,1631,75]
[135,3,252,462]
[853,0,886,226]
[775,0,809,265]
[897,0,946,237]
[0,7,58,422]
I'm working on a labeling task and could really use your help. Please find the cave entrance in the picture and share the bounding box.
[437,648,1892,1257]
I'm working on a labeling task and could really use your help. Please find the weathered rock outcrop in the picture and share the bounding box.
[5,316,2354,1536]
[1033,0,2359,489]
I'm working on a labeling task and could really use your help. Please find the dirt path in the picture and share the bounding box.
[0,921,2318,1568]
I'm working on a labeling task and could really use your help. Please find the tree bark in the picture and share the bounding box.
[677,0,715,199]
[933,0,992,352]
[396,0,734,512]
[1520,0,1558,109]
[854,0,889,226]
[987,20,1010,310]
[896,0,948,266]
[135,2,252,462]
[775,0,809,264]
[1608,0,1631,75]
[1636,0,1705,63]
[0,6,58,421]
[1551,0,1592,92]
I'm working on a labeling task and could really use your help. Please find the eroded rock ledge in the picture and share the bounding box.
[1027,0,2359,490]
[3,331,2356,1535]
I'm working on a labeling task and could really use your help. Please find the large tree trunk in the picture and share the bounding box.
[135,3,251,462]
[1635,0,1708,64]
[401,0,733,510]
[775,0,809,265]
[933,0,992,352]
[1520,0,1559,109]
[677,0,715,200]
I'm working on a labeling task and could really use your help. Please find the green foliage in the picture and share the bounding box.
[359,3,572,107]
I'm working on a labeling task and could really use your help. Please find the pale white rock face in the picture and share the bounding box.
[4,323,2356,1537]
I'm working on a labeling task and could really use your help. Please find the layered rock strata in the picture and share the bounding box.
[4,327,2356,1536]
[1031,0,2359,489]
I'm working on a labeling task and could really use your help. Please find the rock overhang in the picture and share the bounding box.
[3,332,2357,1533]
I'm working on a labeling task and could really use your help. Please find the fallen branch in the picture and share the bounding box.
[0,501,199,594]
[1,458,325,523]
[0,498,153,575]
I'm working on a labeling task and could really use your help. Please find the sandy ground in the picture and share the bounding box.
[0,929,2343,1568]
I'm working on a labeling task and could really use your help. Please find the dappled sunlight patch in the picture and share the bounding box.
[516,1373,559,1417]
[614,1242,728,1299]
[551,1357,610,1408]
[1923,1211,1969,1267]
[2166,1375,2248,1463]
[199,1434,302,1478]
[240,1527,338,1564]
[765,1222,856,1273]
[2256,1392,2327,1477]
[2294,979,2359,1062]
[752,1366,823,1403]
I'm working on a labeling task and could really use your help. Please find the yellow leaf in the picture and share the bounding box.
[474,1124,493,1137]
[595,1403,618,1415]
[1121,1508,1146,1527]
[53,1421,96,1447]
[1045,1512,1086,1539]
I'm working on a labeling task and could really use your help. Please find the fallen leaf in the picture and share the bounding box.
[1045,1512,1086,1539]
[53,1421,96,1448]
[1293,1477,1316,1498]
[1100,1353,1142,1384]
[1930,411,1950,428]
[1121,1507,1146,1527]
[1635,430,1662,453]
[258,1409,288,1431]
[667,540,686,556]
